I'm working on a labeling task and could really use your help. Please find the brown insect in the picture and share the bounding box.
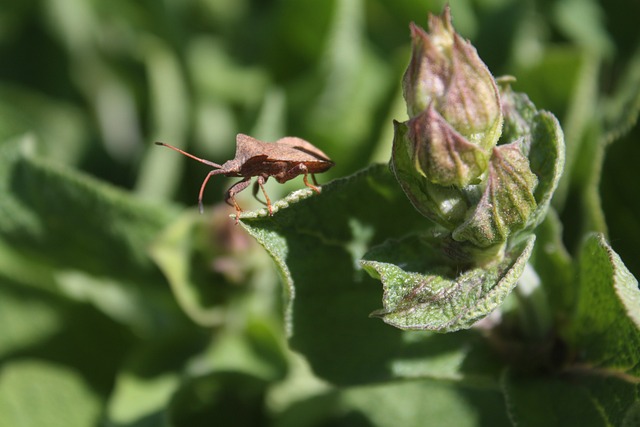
[155,134,334,222]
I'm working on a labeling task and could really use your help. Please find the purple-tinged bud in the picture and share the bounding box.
[401,5,503,186]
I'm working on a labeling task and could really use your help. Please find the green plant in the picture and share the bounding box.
[1,1,640,426]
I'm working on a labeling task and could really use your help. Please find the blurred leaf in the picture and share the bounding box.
[0,281,66,358]
[553,0,614,56]
[194,316,289,383]
[150,204,282,327]
[136,37,191,201]
[0,85,87,165]
[0,136,183,336]
[107,372,178,427]
[150,210,230,327]
[168,371,268,427]
[0,360,102,427]
[298,0,393,173]
[529,209,573,320]
[267,0,335,73]
[0,287,138,397]
[602,43,640,145]
[512,48,599,214]
[562,118,608,245]
[570,233,640,376]
[187,36,269,107]
[601,123,640,279]
[275,377,511,427]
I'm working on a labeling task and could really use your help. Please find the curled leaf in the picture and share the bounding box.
[362,234,535,332]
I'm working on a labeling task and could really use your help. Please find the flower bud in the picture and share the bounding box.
[391,6,565,256]
[405,104,488,187]
[401,6,503,186]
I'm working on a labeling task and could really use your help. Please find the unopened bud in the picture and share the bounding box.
[391,6,564,255]
[400,5,502,186]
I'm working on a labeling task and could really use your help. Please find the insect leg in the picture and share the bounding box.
[279,164,321,193]
[301,167,321,194]
[255,176,273,215]
[225,177,252,223]
[251,178,269,206]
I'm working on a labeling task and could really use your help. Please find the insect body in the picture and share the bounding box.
[155,134,334,222]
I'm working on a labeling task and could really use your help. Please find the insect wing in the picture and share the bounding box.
[275,137,333,163]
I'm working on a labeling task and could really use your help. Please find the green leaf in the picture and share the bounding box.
[576,374,640,427]
[150,210,235,327]
[0,360,103,427]
[502,368,640,427]
[240,164,431,325]
[275,378,511,427]
[498,87,566,234]
[168,371,269,427]
[362,234,535,332]
[553,0,614,56]
[240,164,502,384]
[512,48,600,213]
[0,282,66,358]
[526,110,566,228]
[570,233,640,376]
[529,209,574,319]
[191,316,289,383]
[0,85,87,165]
[602,44,640,145]
[107,371,178,426]
[303,0,392,170]
[601,123,640,279]
[0,136,184,336]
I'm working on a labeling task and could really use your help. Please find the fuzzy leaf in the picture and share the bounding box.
[500,86,567,234]
[240,165,502,385]
[570,233,640,376]
[361,234,535,332]
[502,368,640,427]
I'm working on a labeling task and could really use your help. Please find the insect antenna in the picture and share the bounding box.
[155,142,225,213]
[154,142,222,169]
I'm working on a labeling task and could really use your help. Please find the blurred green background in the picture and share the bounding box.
[1,0,639,426]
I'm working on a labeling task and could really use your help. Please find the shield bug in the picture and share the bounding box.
[155,134,334,222]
